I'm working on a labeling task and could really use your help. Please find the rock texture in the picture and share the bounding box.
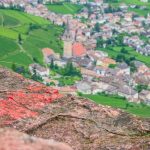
[17,96,150,150]
[0,128,72,150]
[0,68,62,127]
[0,67,150,150]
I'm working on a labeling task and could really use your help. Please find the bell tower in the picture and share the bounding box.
[63,18,73,58]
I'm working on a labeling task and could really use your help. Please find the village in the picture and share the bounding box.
[0,0,150,105]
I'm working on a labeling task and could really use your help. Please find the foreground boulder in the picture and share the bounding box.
[0,128,72,150]
[0,67,150,150]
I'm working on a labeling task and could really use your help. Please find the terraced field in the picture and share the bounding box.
[46,2,83,14]
[108,0,150,16]
[108,0,150,6]
[99,46,150,66]
[0,9,64,69]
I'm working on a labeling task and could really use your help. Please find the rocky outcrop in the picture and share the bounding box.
[0,67,150,150]
[15,96,149,150]
[0,128,72,150]
[0,67,62,127]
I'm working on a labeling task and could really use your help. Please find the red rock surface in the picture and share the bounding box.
[0,68,62,126]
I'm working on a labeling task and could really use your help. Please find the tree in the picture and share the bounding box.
[116,54,125,62]
[18,33,22,44]
[62,61,81,77]
[106,39,112,45]
[135,84,148,93]
[29,23,41,32]
[54,64,58,70]
[46,81,55,86]
[77,92,83,96]
[120,48,128,54]
[64,61,74,76]
[12,63,26,74]
[12,63,17,72]
[94,23,100,32]
[96,38,104,48]
[125,102,133,109]
[88,6,93,17]
[38,0,43,4]
[125,103,130,109]
[50,59,54,69]
[129,56,136,62]
[125,57,136,65]
[33,57,39,63]
[109,64,116,68]
[31,68,43,82]
[104,5,113,13]
[130,62,137,73]
[62,22,66,28]
[15,66,25,74]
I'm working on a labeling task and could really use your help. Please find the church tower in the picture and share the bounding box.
[63,18,73,58]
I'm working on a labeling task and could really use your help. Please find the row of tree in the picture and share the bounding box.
[50,59,81,77]
[0,4,24,11]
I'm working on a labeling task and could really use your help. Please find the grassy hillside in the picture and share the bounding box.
[108,0,150,6]
[120,0,150,6]
[46,2,83,14]
[83,94,150,118]
[99,46,150,66]
[0,9,64,69]
[108,0,150,16]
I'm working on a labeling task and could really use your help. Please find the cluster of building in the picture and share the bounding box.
[124,36,150,56]
[74,2,150,56]
[0,0,52,7]
[29,44,150,105]
[76,61,150,104]
[35,1,149,57]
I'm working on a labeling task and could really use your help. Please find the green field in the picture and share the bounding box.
[92,0,150,16]
[120,0,150,6]
[46,2,83,14]
[0,36,19,57]
[83,94,150,118]
[128,7,150,16]
[113,0,150,16]
[0,9,64,68]
[99,46,150,66]
[109,0,150,6]
[3,14,20,27]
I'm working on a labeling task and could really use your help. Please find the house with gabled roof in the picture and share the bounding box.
[117,85,138,102]
[139,90,150,105]
[117,63,130,75]
[76,81,92,94]
[29,63,49,77]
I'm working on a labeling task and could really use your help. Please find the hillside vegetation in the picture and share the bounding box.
[46,2,83,14]
[107,0,150,6]
[99,46,150,66]
[83,94,150,118]
[0,9,64,68]
[107,0,150,16]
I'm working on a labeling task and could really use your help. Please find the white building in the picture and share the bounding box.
[29,63,49,77]
[76,81,92,94]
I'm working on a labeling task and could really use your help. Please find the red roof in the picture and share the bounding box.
[72,42,86,57]
[42,48,54,57]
